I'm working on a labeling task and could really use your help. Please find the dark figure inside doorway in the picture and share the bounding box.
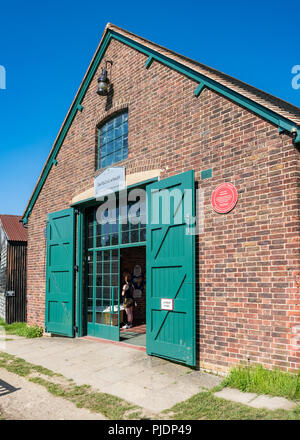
[122,272,135,329]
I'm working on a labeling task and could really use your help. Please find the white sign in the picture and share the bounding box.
[94,167,125,198]
[161,298,174,311]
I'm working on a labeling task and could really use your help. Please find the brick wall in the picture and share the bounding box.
[26,37,300,372]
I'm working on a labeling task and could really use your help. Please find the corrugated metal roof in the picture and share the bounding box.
[0,215,28,242]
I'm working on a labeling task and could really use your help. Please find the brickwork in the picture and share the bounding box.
[26,37,300,372]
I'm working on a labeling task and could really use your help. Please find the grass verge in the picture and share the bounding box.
[164,391,300,420]
[0,351,141,420]
[217,364,300,401]
[0,319,43,338]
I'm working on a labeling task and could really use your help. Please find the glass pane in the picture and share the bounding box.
[111,233,118,245]
[103,250,110,261]
[100,144,107,157]
[115,149,122,162]
[115,114,122,127]
[106,154,114,167]
[131,229,139,243]
[96,275,102,286]
[96,262,102,273]
[111,274,118,286]
[107,120,114,131]
[96,252,102,262]
[101,157,107,168]
[122,121,128,134]
[103,262,110,273]
[99,235,110,247]
[103,287,110,298]
[140,228,146,242]
[115,125,123,139]
[112,249,118,259]
[123,146,128,160]
[87,313,93,323]
[122,231,129,243]
[106,140,114,154]
[95,313,102,324]
[111,261,118,273]
[96,287,102,299]
[115,137,123,150]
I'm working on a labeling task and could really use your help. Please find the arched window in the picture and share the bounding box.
[97,111,128,169]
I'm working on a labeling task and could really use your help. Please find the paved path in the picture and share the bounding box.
[2,336,222,412]
[214,388,297,411]
[0,367,106,420]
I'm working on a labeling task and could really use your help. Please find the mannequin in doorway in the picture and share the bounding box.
[122,272,135,329]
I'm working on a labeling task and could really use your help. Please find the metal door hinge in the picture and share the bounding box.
[74,209,79,215]
[74,326,78,333]
[74,265,79,272]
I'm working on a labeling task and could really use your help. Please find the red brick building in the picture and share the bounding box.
[22,24,300,373]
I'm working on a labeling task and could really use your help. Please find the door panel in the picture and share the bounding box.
[146,170,195,366]
[45,208,75,337]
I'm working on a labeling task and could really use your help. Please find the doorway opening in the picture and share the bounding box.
[120,245,146,347]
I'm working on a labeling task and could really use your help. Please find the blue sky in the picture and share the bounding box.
[0,0,299,215]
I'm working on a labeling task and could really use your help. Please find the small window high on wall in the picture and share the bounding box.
[98,111,128,169]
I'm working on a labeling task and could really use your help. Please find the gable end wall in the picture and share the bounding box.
[26,38,300,372]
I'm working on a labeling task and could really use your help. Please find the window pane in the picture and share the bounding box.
[107,120,114,131]
[122,231,129,243]
[106,141,114,155]
[115,149,123,162]
[123,146,128,160]
[140,228,146,242]
[98,111,128,169]
[115,115,122,127]
[106,154,114,167]
[131,229,139,243]
[115,125,123,139]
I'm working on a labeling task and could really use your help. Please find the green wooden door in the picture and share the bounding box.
[45,208,75,337]
[146,170,196,366]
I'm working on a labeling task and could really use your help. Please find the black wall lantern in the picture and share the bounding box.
[97,60,113,96]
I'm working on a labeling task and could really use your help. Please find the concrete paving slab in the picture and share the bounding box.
[214,388,297,411]
[249,395,297,411]
[214,388,257,405]
[2,336,222,413]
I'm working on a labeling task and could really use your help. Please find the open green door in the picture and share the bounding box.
[146,170,196,366]
[45,208,75,337]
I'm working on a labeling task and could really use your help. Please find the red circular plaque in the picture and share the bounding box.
[211,183,238,214]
